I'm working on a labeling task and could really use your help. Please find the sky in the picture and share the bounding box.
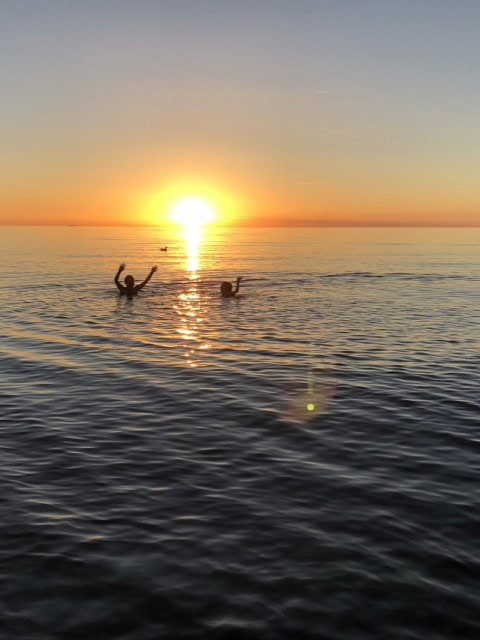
[1,0,480,227]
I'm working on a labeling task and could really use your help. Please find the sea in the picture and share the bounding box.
[1,225,479,639]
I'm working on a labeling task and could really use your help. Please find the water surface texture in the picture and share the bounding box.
[1,226,479,639]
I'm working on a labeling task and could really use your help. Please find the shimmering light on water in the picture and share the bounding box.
[174,286,211,368]
[1,226,479,639]
[180,221,209,277]
[172,222,213,368]
[185,225,199,275]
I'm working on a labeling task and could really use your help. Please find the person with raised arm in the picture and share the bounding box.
[220,276,243,298]
[114,263,157,297]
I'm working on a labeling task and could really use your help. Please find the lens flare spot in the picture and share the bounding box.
[282,371,337,424]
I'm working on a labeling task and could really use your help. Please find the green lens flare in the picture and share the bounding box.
[307,403,315,411]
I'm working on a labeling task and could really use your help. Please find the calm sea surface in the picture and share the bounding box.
[1,225,479,639]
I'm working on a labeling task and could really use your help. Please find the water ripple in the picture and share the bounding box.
[1,227,479,638]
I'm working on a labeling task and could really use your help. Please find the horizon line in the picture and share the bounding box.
[1,223,480,229]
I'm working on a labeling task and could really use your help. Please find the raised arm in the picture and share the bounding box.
[233,276,243,295]
[114,263,126,291]
[136,265,158,291]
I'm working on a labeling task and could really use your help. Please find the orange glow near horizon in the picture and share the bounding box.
[3,172,480,228]
[140,179,242,228]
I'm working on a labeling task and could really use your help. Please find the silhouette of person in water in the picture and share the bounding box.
[115,263,157,297]
[220,276,243,297]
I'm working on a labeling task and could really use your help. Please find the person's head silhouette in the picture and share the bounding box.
[124,275,135,289]
[220,277,242,297]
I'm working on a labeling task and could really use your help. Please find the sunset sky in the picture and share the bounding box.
[1,0,480,227]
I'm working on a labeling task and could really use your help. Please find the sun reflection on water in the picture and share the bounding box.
[183,224,202,276]
[174,286,211,367]
[173,222,211,367]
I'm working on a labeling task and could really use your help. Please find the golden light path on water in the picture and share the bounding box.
[184,223,202,276]
[173,221,211,367]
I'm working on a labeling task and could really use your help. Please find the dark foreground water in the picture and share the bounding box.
[1,226,479,639]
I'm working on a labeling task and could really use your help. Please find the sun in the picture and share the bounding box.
[170,197,215,226]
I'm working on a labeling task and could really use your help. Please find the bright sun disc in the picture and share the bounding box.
[170,197,215,226]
